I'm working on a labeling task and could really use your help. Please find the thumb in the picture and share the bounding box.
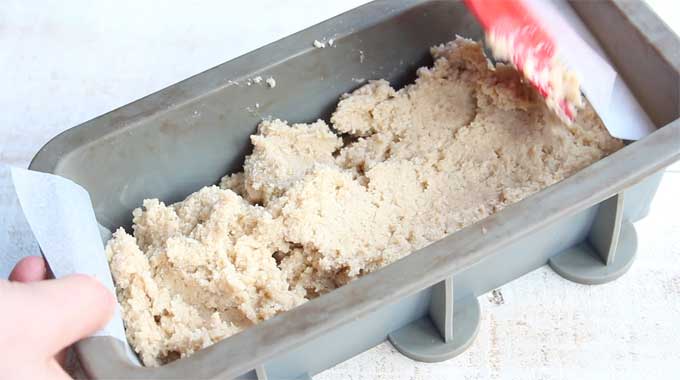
[21,274,116,356]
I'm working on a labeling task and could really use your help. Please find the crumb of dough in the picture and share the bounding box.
[238,118,343,205]
[219,172,246,196]
[107,37,622,366]
[331,79,397,136]
[265,77,276,88]
[328,38,334,47]
[252,76,263,84]
[313,40,326,48]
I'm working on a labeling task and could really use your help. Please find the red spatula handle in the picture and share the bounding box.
[464,0,555,74]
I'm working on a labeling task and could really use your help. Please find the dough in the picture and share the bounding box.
[106,37,622,366]
[487,29,583,123]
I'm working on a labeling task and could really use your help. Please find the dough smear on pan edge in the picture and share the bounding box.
[105,37,622,366]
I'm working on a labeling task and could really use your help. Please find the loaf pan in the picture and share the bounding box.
[30,0,680,379]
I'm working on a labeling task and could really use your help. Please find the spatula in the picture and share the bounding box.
[464,0,582,124]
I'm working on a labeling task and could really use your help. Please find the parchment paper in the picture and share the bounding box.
[0,164,140,366]
[526,0,656,140]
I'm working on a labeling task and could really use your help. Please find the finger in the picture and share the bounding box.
[47,358,75,380]
[10,257,79,368]
[8,256,47,282]
[4,363,72,380]
[19,274,116,356]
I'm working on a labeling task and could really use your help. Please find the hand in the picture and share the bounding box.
[0,256,115,380]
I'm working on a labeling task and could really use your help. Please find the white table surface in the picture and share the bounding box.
[1,1,678,379]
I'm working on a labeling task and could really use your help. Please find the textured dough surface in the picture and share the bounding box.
[106,38,622,366]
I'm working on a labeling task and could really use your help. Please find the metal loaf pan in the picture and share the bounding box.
[30,0,680,379]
